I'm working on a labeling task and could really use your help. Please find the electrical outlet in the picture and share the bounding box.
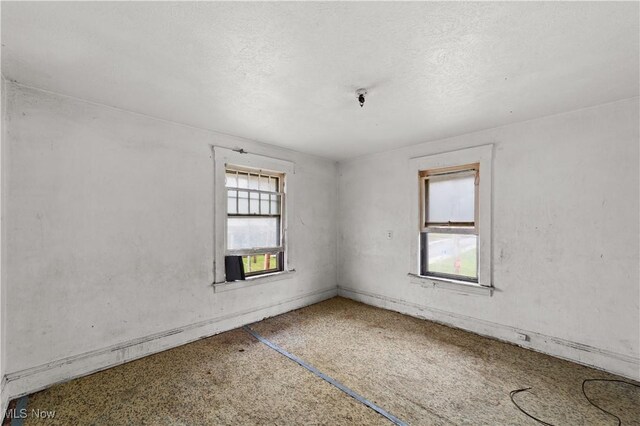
[386,231,393,240]
[516,332,529,342]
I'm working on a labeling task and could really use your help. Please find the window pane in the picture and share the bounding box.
[270,194,281,215]
[270,176,279,191]
[426,233,477,279]
[249,191,260,214]
[226,172,237,188]
[237,173,248,189]
[237,191,249,214]
[248,173,259,190]
[427,173,475,223]
[227,217,279,249]
[242,253,280,275]
[260,193,270,214]
[259,175,270,191]
[227,190,237,214]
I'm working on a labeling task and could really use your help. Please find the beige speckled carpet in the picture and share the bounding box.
[17,297,640,425]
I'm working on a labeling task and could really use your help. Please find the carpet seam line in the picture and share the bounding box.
[243,325,408,426]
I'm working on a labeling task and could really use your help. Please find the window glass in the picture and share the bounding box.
[259,175,270,191]
[269,176,279,192]
[226,172,237,188]
[248,173,259,190]
[249,192,260,214]
[237,190,249,214]
[227,190,237,214]
[243,253,279,275]
[427,173,475,223]
[270,194,281,215]
[426,233,477,279]
[260,193,270,214]
[236,173,249,189]
[227,217,279,250]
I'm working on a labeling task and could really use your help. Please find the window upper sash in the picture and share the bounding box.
[420,163,479,232]
[225,167,284,217]
[225,167,284,191]
[226,192,284,217]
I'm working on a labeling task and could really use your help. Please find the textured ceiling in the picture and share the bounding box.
[2,2,638,160]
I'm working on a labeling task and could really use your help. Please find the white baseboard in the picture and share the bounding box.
[4,286,338,402]
[338,286,640,381]
[4,284,637,413]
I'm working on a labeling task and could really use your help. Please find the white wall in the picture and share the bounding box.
[1,80,638,407]
[337,97,640,379]
[2,83,338,398]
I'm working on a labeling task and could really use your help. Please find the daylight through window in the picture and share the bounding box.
[419,164,479,282]
[226,167,284,277]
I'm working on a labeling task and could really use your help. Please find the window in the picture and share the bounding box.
[420,163,479,282]
[409,145,492,291]
[212,146,294,285]
[225,167,284,277]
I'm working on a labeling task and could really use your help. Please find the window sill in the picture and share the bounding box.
[213,269,296,293]
[408,273,493,296]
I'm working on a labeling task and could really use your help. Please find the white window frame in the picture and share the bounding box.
[409,145,493,291]
[212,146,295,284]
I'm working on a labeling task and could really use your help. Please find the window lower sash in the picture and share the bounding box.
[227,247,283,256]
[420,232,478,282]
[242,252,284,277]
[421,226,477,234]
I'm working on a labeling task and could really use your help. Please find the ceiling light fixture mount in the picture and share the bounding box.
[356,88,367,108]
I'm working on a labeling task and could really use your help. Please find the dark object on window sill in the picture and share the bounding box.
[225,255,245,281]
